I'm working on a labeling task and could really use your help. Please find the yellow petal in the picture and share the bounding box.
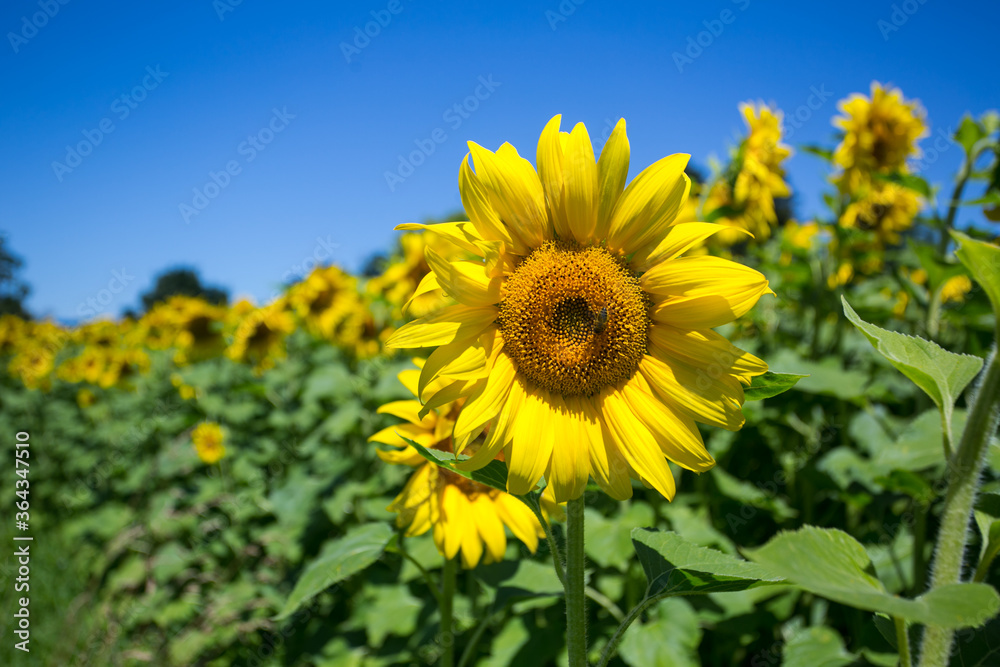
[607,154,689,255]
[440,485,464,560]
[458,156,519,252]
[386,305,497,349]
[621,379,714,472]
[453,351,516,441]
[468,141,551,249]
[455,374,522,468]
[507,386,554,495]
[546,395,590,502]
[403,272,441,314]
[574,396,632,500]
[536,115,572,239]
[418,378,480,420]
[562,123,599,244]
[395,221,485,256]
[648,325,767,381]
[600,389,677,500]
[494,494,540,552]
[425,247,500,307]
[376,400,433,428]
[368,422,436,449]
[596,118,629,239]
[418,338,488,400]
[633,222,751,272]
[639,354,745,430]
[471,494,507,563]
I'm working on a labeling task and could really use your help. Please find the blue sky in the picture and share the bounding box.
[2,0,997,321]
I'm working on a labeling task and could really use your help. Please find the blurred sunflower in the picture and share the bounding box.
[371,362,554,568]
[840,181,922,245]
[225,299,295,372]
[387,115,771,503]
[192,421,226,464]
[940,274,973,304]
[833,82,927,192]
[287,265,359,339]
[706,102,792,244]
[168,297,228,365]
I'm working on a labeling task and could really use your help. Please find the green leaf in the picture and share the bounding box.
[782,626,856,667]
[872,171,933,199]
[745,371,809,401]
[955,115,987,154]
[275,522,393,620]
[744,526,1000,627]
[842,296,983,443]
[952,230,1000,321]
[631,528,785,599]
[401,436,511,494]
[619,598,702,667]
[801,145,834,162]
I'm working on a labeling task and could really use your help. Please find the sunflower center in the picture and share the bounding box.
[498,241,650,397]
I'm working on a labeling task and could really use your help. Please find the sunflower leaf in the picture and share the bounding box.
[743,526,1000,627]
[744,371,809,401]
[631,528,785,599]
[274,522,393,620]
[801,144,834,162]
[842,296,983,444]
[952,230,1000,320]
[400,436,510,494]
[872,171,933,199]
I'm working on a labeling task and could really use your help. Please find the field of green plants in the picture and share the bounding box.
[1,85,999,667]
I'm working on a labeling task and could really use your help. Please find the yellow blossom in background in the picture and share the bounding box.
[940,275,972,304]
[171,372,197,400]
[707,102,793,244]
[192,421,226,464]
[76,388,97,408]
[371,363,551,568]
[287,265,359,339]
[833,82,927,192]
[387,115,772,503]
[225,299,296,372]
[169,298,228,365]
[840,181,922,245]
[827,262,855,289]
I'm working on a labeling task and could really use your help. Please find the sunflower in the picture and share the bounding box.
[840,180,922,245]
[225,299,295,372]
[286,265,359,339]
[386,115,771,503]
[371,362,551,568]
[192,421,226,464]
[833,82,927,193]
[940,275,972,304]
[706,103,792,244]
[368,231,470,320]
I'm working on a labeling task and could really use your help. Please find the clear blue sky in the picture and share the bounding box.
[2,0,997,321]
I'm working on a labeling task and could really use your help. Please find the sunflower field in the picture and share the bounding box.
[2,84,1000,667]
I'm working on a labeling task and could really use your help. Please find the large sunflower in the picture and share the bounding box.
[386,115,771,503]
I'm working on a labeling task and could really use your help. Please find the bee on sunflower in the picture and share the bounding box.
[370,362,558,569]
[386,115,772,504]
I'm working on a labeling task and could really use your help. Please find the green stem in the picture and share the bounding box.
[395,541,443,605]
[896,617,913,667]
[939,156,972,256]
[543,515,566,586]
[973,535,1000,583]
[918,349,1000,667]
[595,597,658,667]
[441,557,458,667]
[565,496,588,667]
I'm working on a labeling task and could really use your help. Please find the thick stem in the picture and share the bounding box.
[896,617,913,667]
[565,496,588,667]
[918,350,1000,667]
[441,557,458,667]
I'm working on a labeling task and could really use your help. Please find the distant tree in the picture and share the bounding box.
[0,233,31,319]
[139,268,229,313]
